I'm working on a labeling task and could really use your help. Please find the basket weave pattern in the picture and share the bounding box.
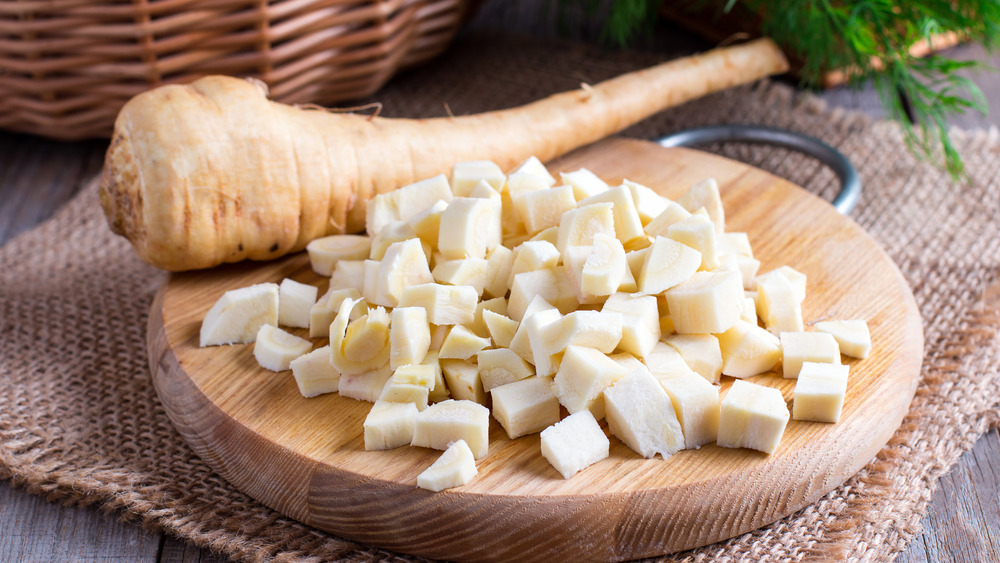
[0,0,474,140]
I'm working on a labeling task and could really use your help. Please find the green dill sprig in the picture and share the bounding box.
[600,0,1000,179]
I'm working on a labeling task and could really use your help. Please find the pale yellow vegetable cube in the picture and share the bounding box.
[478,348,535,393]
[339,363,393,403]
[510,155,556,186]
[560,168,610,200]
[508,268,577,320]
[662,334,723,384]
[717,380,789,454]
[718,232,753,258]
[290,345,340,398]
[716,320,782,378]
[440,359,487,405]
[438,325,491,360]
[665,270,743,334]
[793,362,849,423]
[512,185,576,235]
[602,293,660,358]
[556,202,615,254]
[482,309,519,349]
[756,272,804,334]
[540,410,610,479]
[253,324,311,372]
[329,260,366,293]
[407,199,449,245]
[622,179,670,224]
[433,257,488,295]
[417,439,478,492]
[306,234,372,276]
[638,236,701,294]
[604,368,684,459]
[667,214,720,270]
[677,178,724,233]
[364,400,419,451]
[553,345,628,420]
[422,351,451,403]
[579,185,645,245]
[467,296,507,338]
[508,240,561,287]
[451,160,505,196]
[537,310,623,356]
[780,331,841,378]
[200,282,279,346]
[509,303,561,364]
[437,197,502,260]
[491,376,559,439]
[483,244,515,299]
[398,283,478,325]
[655,368,720,449]
[310,287,361,338]
[411,399,490,459]
[389,306,430,369]
[379,364,436,410]
[756,266,807,303]
[643,201,693,238]
[814,319,872,359]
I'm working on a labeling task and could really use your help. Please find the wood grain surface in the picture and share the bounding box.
[147,139,923,562]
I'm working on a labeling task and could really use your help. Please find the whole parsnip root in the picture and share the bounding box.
[99,39,788,271]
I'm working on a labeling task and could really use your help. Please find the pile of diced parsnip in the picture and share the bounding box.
[200,156,872,492]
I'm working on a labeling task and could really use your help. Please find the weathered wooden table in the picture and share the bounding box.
[2,9,999,562]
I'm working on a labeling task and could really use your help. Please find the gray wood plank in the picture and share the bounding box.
[0,483,161,562]
[159,537,227,563]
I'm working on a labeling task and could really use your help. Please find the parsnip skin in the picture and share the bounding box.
[100,40,788,271]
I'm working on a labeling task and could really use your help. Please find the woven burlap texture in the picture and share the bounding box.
[2,34,999,562]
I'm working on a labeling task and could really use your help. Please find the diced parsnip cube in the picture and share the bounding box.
[422,351,451,403]
[510,303,561,364]
[483,244,515,299]
[814,319,872,359]
[361,259,379,303]
[717,320,782,378]
[438,325,491,360]
[417,439,479,492]
[440,359,487,405]
[508,240,561,287]
[411,399,491,459]
[624,234,654,251]
[643,201,693,238]
[667,214,720,270]
[478,348,535,392]
[466,296,507,338]
[662,334,723,384]
[379,364,436,410]
[622,179,670,225]
[370,220,420,261]
[665,270,743,334]
[756,266,807,303]
[556,202,615,254]
[718,232,754,259]
[451,160,505,196]
[602,293,660,358]
[329,298,390,375]
[579,185,645,245]
[290,345,340,398]
[561,245,603,305]
[604,367,685,459]
[529,226,560,245]
[375,238,434,308]
[717,254,761,291]
[468,179,502,201]
[482,309,519,348]
[306,234,372,276]
[366,192,399,239]
[626,246,651,280]
[654,368,720,449]
[553,345,629,420]
[677,178,725,233]
[389,306,430,369]
[610,351,647,373]
[381,174,454,232]
[756,272,804,334]
[540,410,610,479]
[740,296,758,324]
[200,282,279,346]
[433,257,488,296]
[512,185,577,235]
[438,197,502,260]
[398,283,478,325]
[491,376,559,439]
[511,155,556,186]
[507,170,553,197]
[638,236,702,294]
[537,310,623,356]
[560,168,610,200]
[310,287,362,338]
[717,380,789,454]
[508,268,578,320]
[339,363,393,402]
[618,265,638,293]
[253,324,312,371]
[364,400,420,451]
[407,199,449,245]
[582,233,627,297]
[429,323,450,351]
[329,260,366,292]
[643,341,698,378]
[780,331,841,378]
[793,362,850,422]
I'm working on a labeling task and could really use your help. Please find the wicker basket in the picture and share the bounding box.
[0,0,477,140]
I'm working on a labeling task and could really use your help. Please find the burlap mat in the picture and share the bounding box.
[2,33,999,562]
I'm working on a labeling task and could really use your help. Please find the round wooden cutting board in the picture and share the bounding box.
[148,138,923,562]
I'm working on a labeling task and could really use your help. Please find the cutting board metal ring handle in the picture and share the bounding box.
[656,125,861,215]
